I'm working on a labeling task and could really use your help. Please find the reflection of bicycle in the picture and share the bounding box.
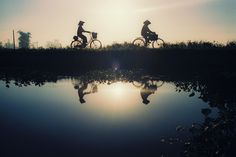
[133,33,165,48]
[132,80,164,88]
[71,32,102,49]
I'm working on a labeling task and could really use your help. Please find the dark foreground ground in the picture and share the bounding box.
[0,48,236,75]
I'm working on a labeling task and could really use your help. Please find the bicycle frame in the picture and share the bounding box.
[87,33,94,45]
[71,32,102,49]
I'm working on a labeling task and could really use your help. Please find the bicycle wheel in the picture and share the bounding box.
[133,38,145,47]
[154,81,164,87]
[132,81,143,88]
[90,40,102,49]
[152,38,165,48]
[71,40,82,49]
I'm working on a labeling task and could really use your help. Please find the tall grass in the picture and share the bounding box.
[103,41,236,50]
[163,41,236,49]
[1,41,235,51]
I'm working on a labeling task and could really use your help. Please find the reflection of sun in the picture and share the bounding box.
[98,82,140,107]
[80,82,148,123]
[113,83,126,96]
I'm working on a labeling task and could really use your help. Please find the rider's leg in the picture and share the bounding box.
[79,35,87,47]
[144,36,149,46]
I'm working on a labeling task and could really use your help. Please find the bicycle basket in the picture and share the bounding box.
[92,32,97,39]
[150,34,158,40]
[73,36,78,41]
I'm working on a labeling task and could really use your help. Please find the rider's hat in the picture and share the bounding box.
[78,21,85,25]
[144,20,151,25]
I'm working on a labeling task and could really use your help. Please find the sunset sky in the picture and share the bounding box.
[0,0,235,47]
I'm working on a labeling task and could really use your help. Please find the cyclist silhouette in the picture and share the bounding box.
[140,84,157,105]
[76,82,98,104]
[141,20,156,46]
[77,21,91,48]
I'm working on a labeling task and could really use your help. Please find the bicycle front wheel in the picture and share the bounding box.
[133,38,145,47]
[71,40,82,49]
[152,38,165,48]
[90,40,102,49]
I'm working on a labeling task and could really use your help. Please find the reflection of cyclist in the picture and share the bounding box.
[76,83,97,104]
[77,83,89,103]
[140,84,157,105]
[141,20,157,46]
[77,21,91,48]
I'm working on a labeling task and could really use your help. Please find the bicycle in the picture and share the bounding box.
[71,32,102,49]
[133,33,165,48]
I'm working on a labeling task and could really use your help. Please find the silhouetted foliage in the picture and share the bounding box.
[4,39,14,49]
[30,42,39,49]
[163,41,227,49]
[18,30,31,49]
[226,41,236,48]
[46,40,62,49]
[1,40,235,50]
[0,41,3,48]
[171,73,236,157]
[105,42,142,50]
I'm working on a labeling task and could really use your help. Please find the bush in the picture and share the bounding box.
[105,42,143,50]
[226,41,236,48]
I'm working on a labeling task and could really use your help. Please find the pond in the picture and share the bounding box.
[0,69,235,157]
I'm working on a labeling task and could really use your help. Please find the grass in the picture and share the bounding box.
[103,40,236,50]
[1,40,236,50]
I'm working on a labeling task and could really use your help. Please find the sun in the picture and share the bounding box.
[98,2,137,24]
[86,0,141,43]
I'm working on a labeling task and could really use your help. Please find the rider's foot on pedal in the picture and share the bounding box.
[82,44,87,48]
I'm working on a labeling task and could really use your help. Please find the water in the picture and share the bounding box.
[0,69,235,157]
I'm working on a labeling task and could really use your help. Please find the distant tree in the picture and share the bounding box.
[4,39,14,48]
[30,42,39,49]
[46,40,62,49]
[18,30,31,49]
[0,41,3,48]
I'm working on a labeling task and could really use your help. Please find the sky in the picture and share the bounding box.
[0,0,235,47]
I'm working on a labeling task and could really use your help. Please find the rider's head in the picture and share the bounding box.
[80,98,86,104]
[79,21,85,26]
[143,99,150,105]
[144,20,151,25]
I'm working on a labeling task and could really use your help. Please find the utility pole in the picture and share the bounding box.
[13,30,16,50]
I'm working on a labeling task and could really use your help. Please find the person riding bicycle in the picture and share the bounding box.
[77,21,91,48]
[141,20,157,46]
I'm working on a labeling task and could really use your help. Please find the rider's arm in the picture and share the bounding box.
[80,26,91,33]
[84,30,91,33]
[147,27,154,34]
[82,27,90,33]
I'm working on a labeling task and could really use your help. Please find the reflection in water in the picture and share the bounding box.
[173,74,236,157]
[140,80,164,104]
[74,82,98,103]
[141,84,157,104]
[0,69,236,156]
[72,70,164,105]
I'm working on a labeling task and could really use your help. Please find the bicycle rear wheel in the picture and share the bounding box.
[132,81,143,88]
[133,38,145,47]
[71,40,83,49]
[152,38,165,48]
[90,40,102,49]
